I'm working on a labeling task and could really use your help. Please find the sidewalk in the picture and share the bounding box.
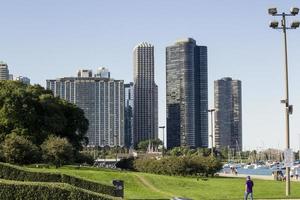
[217,172,300,182]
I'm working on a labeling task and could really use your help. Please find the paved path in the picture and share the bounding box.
[217,173,300,182]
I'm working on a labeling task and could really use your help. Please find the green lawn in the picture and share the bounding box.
[27,166,300,200]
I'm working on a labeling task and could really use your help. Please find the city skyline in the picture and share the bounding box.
[1,1,300,150]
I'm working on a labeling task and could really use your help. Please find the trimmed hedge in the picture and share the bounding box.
[0,180,118,200]
[0,162,117,197]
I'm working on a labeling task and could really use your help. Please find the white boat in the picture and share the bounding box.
[244,164,255,169]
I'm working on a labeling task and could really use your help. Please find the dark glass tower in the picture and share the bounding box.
[214,77,242,151]
[166,38,208,149]
[124,82,134,147]
[133,42,158,146]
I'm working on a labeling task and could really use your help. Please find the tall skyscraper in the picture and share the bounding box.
[133,42,158,146]
[214,77,242,151]
[47,70,124,147]
[166,38,208,149]
[0,61,9,80]
[124,82,134,147]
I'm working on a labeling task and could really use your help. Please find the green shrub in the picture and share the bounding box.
[116,157,135,170]
[1,132,41,164]
[133,155,222,177]
[74,151,95,165]
[0,180,117,200]
[41,135,74,168]
[0,162,117,197]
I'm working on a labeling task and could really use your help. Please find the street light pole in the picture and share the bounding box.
[268,7,299,196]
[282,13,291,196]
[159,126,165,157]
[208,109,215,157]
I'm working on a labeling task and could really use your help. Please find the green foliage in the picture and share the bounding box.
[0,81,88,152]
[74,151,95,165]
[41,135,74,167]
[1,132,41,164]
[0,162,117,197]
[134,155,222,177]
[0,180,117,200]
[116,157,135,170]
[137,139,163,151]
[61,174,117,197]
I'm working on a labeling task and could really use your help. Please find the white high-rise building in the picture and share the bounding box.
[47,70,124,147]
[133,42,158,146]
[0,61,9,80]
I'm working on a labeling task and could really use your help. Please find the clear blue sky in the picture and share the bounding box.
[1,0,300,150]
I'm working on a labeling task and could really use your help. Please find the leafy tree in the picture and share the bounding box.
[0,81,88,151]
[41,135,73,168]
[1,132,41,164]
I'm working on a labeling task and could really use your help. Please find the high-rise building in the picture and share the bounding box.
[47,70,124,147]
[15,76,30,85]
[96,67,110,78]
[0,61,9,80]
[124,82,134,147]
[214,77,242,151]
[166,38,208,148]
[133,42,158,146]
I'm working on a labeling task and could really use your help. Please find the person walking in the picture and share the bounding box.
[244,176,254,200]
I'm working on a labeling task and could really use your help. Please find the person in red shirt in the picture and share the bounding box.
[244,176,254,200]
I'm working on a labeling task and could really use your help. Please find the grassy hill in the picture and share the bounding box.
[26,165,300,200]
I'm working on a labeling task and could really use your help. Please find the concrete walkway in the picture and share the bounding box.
[217,172,300,182]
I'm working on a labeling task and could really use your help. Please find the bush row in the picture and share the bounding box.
[133,156,222,177]
[0,162,117,197]
[0,180,117,200]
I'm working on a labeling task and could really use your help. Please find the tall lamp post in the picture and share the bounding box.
[159,126,165,156]
[208,109,215,156]
[268,7,299,196]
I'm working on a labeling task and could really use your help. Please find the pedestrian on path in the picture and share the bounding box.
[244,176,254,200]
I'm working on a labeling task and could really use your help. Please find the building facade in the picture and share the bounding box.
[214,77,242,151]
[47,72,124,147]
[124,82,134,147]
[15,76,30,85]
[0,61,9,80]
[96,67,110,78]
[166,38,208,148]
[133,42,158,146]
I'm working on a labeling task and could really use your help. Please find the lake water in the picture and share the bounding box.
[222,168,277,176]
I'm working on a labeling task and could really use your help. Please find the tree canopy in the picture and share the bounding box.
[0,81,89,152]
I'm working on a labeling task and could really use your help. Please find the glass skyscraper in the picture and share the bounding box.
[133,42,158,146]
[214,77,242,151]
[47,71,124,147]
[124,82,134,147]
[166,38,208,148]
